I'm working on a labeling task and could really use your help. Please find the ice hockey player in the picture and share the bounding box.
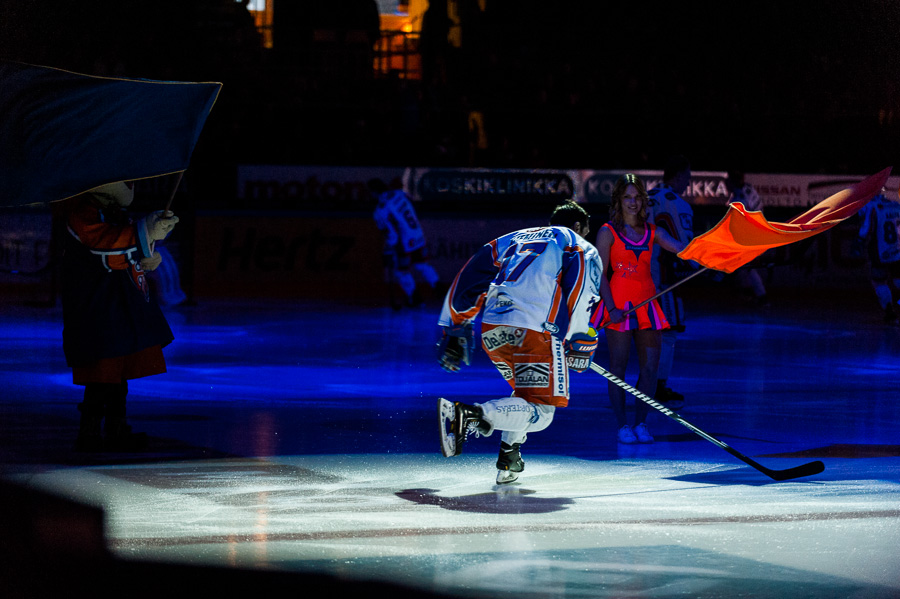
[436,200,602,484]
[855,188,900,324]
[62,180,179,452]
[369,178,440,308]
[646,155,693,409]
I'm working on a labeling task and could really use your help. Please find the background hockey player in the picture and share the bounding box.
[646,155,694,409]
[62,180,179,451]
[726,170,769,307]
[436,200,602,484]
[369,178,440,308]
[854,187,900,324]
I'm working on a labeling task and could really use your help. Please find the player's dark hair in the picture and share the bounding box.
[663,154,691,182]
[726,170,745,192]
[367,178,388,195]
[550,200,590,231]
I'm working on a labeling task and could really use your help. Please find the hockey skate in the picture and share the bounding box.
[655,382,685,410]
[495,442,524,484]
[438,398,489,457]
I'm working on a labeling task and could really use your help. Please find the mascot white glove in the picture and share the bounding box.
[145,211,180,241]
[140,252,163,271]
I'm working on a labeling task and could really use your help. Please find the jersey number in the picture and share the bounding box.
[884,220,899,245]
[400,206,418,230]
[496,242,547,284]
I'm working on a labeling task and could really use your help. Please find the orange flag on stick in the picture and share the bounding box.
[678,167,893,273]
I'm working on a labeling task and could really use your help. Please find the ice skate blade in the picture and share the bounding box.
[438,397,458,457]
[496,469,519,484]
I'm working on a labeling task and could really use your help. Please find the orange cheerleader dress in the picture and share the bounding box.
[595,222,670,332]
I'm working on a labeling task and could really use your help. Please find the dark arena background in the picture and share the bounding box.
[1,2,899,598]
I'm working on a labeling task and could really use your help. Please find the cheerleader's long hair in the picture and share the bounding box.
[608,173,649,232]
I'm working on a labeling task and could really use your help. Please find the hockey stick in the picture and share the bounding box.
[148,171,184,258]
[589,362,824,481]
[163,171,185,215]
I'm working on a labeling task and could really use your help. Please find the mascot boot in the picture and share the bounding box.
[74,400,104,452]
[104,382,148,451]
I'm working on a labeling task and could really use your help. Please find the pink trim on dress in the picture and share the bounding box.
[619,225,650,247]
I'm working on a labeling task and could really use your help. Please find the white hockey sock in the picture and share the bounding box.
[395,270,416,298]
[413,262,440,287]
[874,282,892,310]
[477,397,555,441]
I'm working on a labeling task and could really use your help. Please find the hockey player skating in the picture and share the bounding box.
[369,178,440,308]
[436,201,602,484]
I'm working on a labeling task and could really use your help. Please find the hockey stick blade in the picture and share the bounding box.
[757,459,825,481]
[589,362,825,481]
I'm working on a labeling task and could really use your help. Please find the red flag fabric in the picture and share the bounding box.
[678,167,892,273]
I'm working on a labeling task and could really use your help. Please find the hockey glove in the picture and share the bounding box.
[565,329,598,373]
[437,323,473,373]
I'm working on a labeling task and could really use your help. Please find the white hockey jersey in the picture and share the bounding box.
[438,226,602,342]
[647,183,694,246]
[858,194,900,264]
[373,189,427,253]
[647,183,694,286]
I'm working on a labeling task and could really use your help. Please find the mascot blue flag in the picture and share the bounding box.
[0,61,221,206]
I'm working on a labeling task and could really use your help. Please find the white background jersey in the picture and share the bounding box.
[858,194,900,264]
[373,189,426,253]
[647,183,694,246]
[439,226,602,342]
[647,183,694,286]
